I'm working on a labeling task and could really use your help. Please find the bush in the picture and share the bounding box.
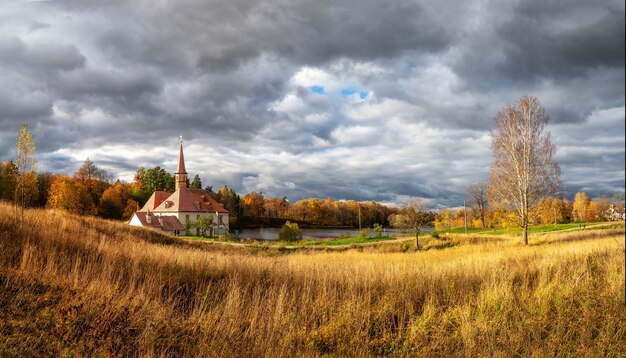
[373,224,383,238]
[357,229,370,239]
[337,232,351,240]
[431,232,440,239]
[278,221,302,242]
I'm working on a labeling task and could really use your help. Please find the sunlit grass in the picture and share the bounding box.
[1,201,624,356]
[433,221,622,236]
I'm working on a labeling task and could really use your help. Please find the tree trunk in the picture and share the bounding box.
[415,231,420,251]
[522,223,528,245]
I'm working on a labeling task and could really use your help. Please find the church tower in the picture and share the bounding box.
[175,136,188,191]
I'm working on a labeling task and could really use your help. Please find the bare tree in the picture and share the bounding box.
[390,199,433,250]
[488,95,561,245]
[467,182,489,228]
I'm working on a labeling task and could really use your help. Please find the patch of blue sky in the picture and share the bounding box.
[309,85,326,94]
[340,88,368,99]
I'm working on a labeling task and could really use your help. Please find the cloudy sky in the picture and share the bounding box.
[1,0,624,206]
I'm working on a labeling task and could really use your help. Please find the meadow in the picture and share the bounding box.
[0,201,624,357]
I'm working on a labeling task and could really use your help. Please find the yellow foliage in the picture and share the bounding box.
[46,176,83,214]
[573,192,591,222]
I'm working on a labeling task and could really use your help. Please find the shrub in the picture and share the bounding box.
[430,232,440,239]
[357,229,370,239]
[278,221,302,242]
[337,232,351,240]
[373,224,383,238]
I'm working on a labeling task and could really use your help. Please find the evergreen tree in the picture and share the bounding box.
[190,174,202,189]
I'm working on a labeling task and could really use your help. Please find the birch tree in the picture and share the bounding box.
[15,122,37,224]
[488,95,561,245]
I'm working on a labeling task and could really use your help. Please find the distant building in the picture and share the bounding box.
[129,139,229,236]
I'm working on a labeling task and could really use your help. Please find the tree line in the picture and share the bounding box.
[0,156,397,228]
[435,185,625,231]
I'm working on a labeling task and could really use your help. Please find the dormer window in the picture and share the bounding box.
[164,201,171,209]
[196,201,201,210]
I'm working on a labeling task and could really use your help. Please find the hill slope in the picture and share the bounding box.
[1,202,624,356]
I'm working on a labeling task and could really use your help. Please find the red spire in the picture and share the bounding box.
[175,136,188,191]
[176,136,187,174]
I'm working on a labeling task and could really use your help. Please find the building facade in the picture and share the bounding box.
[129,139,229,236]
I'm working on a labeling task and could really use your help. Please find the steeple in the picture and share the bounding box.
[175,136,188,191]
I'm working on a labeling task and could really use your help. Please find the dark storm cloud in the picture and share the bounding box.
[497,1,624,79]
[0,0,623,206]
[0,34,85,72]
[152,0,453,70]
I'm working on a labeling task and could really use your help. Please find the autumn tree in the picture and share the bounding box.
[536,197,564,225]
[123,199,139,221]
[264,197,289,219]
[130,167,151,204]
[134,167,146,189]
[75,158,105,184]
[434,208,453,230]
[467,182,489,228]
[586,201,601,222]
[213,185,242,226]
[18,172,39,208]
[597,193,625,221]
[572,192,591,222]
[0,160,18,201]
[242,191,265,218]
[389,199,433,250]
[36,172,54,207]
[99,186,123,219]
[488,96,562,245]
[47,176,83,214]
[15,122,37,224]
[74,158,110,208]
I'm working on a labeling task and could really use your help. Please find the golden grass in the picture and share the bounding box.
[1,202,625,357]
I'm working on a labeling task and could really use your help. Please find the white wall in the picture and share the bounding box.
[156,211,230,231]
[128,213,143,227]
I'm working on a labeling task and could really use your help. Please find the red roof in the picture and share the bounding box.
[139,191,170,212]
[133,212,184,231]
[153,188,229,213]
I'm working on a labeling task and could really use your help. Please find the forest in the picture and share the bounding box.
[0,158,397,229]
[435,190,624,230]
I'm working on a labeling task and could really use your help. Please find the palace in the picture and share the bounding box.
[128,139,229,236]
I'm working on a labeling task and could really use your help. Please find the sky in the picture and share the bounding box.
[0,0,624,207]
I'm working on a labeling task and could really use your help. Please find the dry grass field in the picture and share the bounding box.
[1,201,624,357]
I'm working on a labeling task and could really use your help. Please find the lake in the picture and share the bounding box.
[236,227,433,241]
